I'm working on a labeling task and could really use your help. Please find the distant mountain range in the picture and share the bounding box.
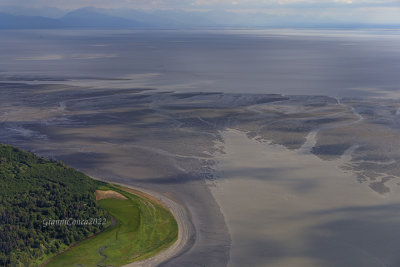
[0,7,216,29]
[0,6,398,29]
[0,8,144,29]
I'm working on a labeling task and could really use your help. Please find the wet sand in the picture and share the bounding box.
[2,80,400,266]
[0,83,233,266]
[2,29,400,266]
[211,129,400,266]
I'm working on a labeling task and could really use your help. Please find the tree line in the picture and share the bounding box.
[0,144,109,266]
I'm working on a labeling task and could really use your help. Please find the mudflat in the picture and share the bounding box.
[212,129,400,267]
[3,80,400,266]
[2,29,400,266]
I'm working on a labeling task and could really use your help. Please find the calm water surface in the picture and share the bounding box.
[1,29,400,97]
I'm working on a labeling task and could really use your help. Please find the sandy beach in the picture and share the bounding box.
[108,183,195,267]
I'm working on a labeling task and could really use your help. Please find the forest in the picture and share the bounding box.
[0,144,109,266]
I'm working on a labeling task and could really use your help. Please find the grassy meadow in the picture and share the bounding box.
[46,185,178,266]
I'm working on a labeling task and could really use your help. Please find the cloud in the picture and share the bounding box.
[1,0,398,9]
[335,0,353,4]
[0,0,192,10]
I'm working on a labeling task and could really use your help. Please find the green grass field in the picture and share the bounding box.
[46,185,178,267]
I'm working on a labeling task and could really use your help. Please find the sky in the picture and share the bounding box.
[0,0,400,24]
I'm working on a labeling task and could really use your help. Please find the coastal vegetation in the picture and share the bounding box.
[0,144,178,266]
[0,144,108,266]
[47,185,178,266]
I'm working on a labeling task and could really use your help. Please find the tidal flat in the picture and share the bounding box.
[2,80,400,266]
[2,29,400,266]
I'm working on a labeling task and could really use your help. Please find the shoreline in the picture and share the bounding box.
[92,180,196,267]
[43,179,194,267]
